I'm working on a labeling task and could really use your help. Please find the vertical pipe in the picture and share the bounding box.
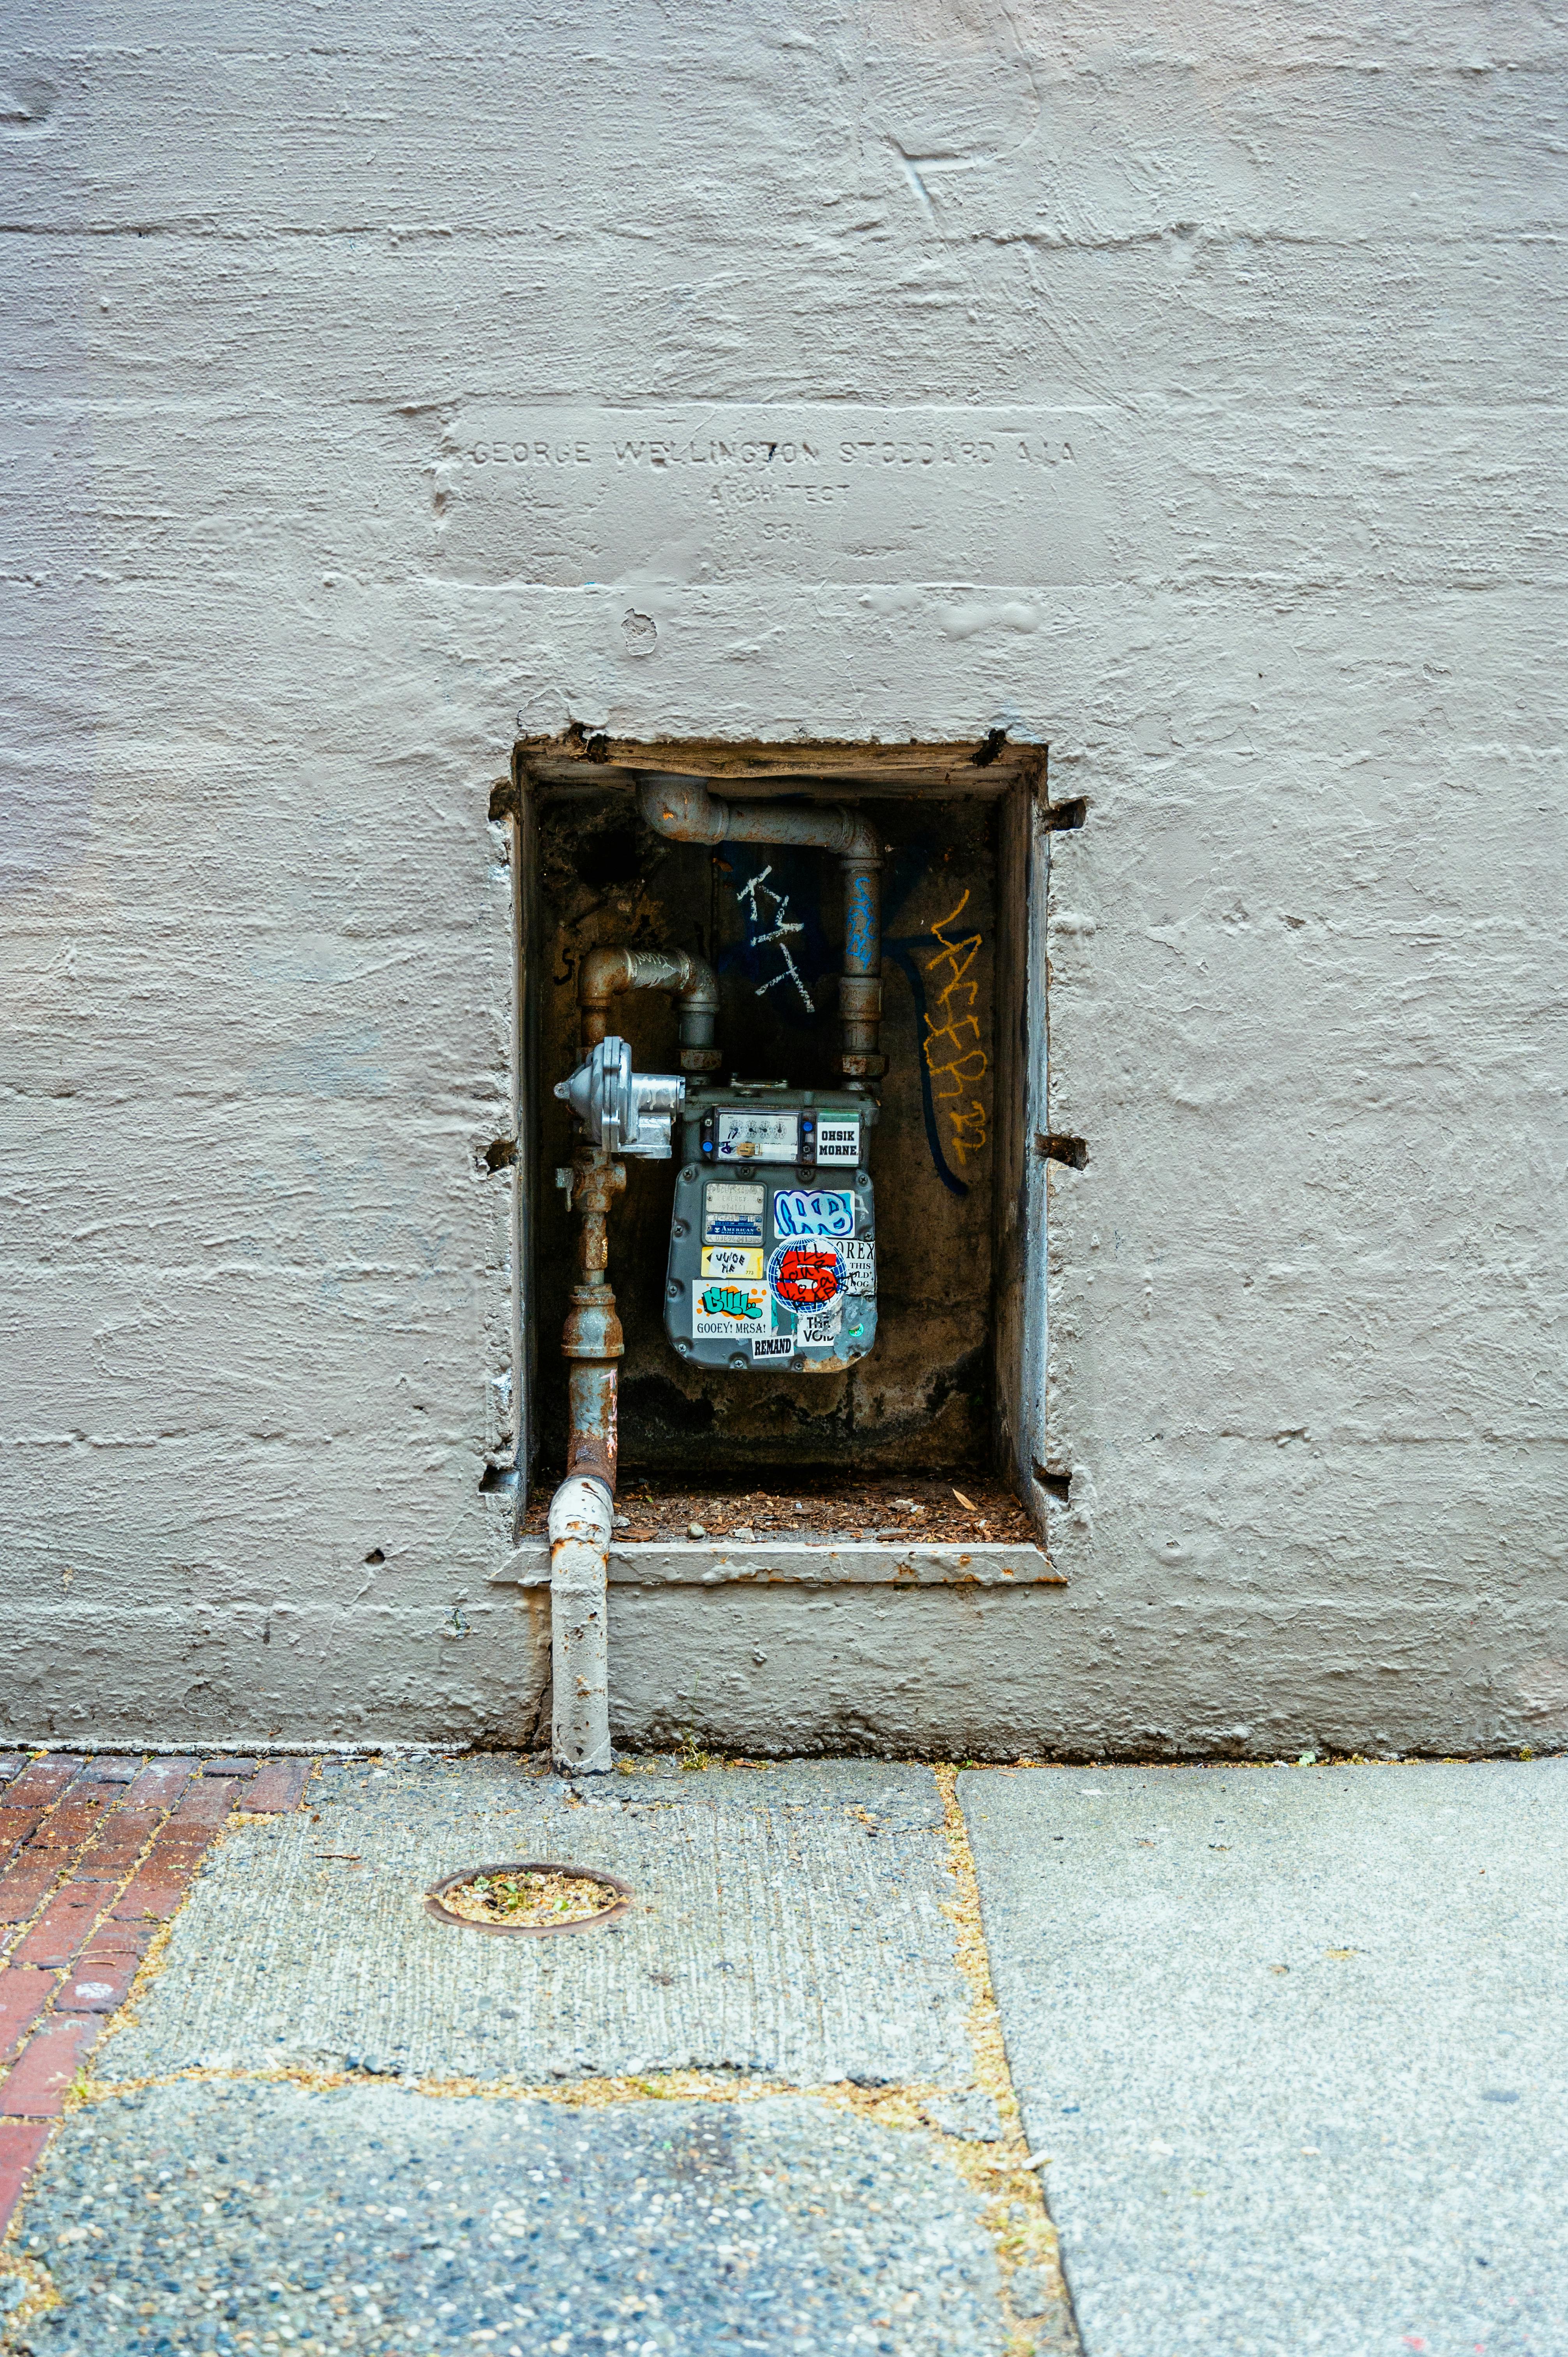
[550,1148,625,1773]
[547,1474,613,1774]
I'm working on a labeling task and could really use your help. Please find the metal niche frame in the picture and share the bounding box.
[424,1860,632,1936]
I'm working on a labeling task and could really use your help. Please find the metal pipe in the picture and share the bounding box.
[547,1473,613,1774]
[549,1145,625,1773]
[577,944,720,1072]
[636,775,884,1079]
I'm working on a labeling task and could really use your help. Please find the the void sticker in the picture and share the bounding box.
[693,1279,772,1339]
[841,1238,877,1297]
[702,1245,763,1280]
[703,1182,765,1244]
[796,1301,843,1348]
[815,1121,860,1165]
[751,1333,794,1363]
[768,1241,844,1311]
[717,1111,798,1164]
[772,1188,855,1240]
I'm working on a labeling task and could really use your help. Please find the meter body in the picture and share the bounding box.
[664,1083,878,1372]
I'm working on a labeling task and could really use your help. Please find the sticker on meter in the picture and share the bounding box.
[841,1239,877,1297]
[814,1120,861,1165]
[701,1245,763,1281]
[703,1182,765,1244]
[768,1242,844,1311]
[795,1302,842,1348]
[751,1334,793,1363]
[693,1280,772,1339]
[772,1189,854,1240]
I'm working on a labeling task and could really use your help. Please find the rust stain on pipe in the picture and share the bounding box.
[577,944,720,1072]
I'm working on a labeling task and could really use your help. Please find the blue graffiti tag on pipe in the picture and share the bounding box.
[844,871,877,968]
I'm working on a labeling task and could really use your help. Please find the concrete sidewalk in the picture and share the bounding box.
[0,1754,1070,2356]
[964,1760,1568,2357]
[0,1752,1562,2357]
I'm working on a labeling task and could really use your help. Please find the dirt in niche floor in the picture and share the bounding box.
[521,1473,1037,1546]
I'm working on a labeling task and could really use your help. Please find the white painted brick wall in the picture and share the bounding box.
[2,1,1563,1751]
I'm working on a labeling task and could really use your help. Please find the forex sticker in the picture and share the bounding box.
[772,1188,855,1241]
[701,1245,763,1280]
[693,1279,772,1340]
[703,1182,765,1245]
[841,1238,877,1297]
[815,1120,860,1165]
[768,1241,845,1311]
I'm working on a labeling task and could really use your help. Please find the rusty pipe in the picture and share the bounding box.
[636,775,884,1079]
[577,944,720,1073]
[548,1146,626,1773]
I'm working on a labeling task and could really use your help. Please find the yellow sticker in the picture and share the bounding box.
[700,1245,764,1280]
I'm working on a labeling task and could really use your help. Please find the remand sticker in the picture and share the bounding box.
[703,1182,765,1244]
[751,1334,793,1363]
[841,1238,877,1297]
[693,1279,772,1340]
[772,1188,854,1240]
[702,1245,763,1280]
[768,1241,844,1312]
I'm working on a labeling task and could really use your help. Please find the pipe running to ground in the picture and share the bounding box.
[636,775,884,1079]
[546,1473,613,1774]
[548,1147,625,1774]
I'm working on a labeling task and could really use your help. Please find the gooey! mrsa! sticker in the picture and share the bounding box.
[692,1279,773,1340]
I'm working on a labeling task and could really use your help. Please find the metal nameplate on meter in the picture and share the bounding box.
[693,1279,772,1340]
[815,1119,861,1165]
[772,1188,855,1240]
[703,1182,765,1244]
[716,1110,798,1163]
[701,1245,763,1280]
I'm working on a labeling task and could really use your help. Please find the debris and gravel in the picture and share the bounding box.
[433,1867,617,1928]
[7,2080,1007,2356]
[523,1475,1035,1547]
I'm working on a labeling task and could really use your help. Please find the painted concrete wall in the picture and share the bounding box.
[2,0,1563,1754]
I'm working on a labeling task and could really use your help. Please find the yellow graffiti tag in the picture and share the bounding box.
[923,889,987,1167]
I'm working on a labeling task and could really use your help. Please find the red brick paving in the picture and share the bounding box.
[0,2014,102,2116]
[0,2119,50,2233]
[242,1758,312,1813]
[0,1749,315,2236]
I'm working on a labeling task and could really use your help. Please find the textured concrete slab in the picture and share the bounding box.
[962,1761,1568,2357]
[100,1757,979,2091]
[5,2079,1005,2355]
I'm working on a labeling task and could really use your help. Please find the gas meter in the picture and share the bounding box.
[664,1081,878,1372]
[554,1043,879,1375]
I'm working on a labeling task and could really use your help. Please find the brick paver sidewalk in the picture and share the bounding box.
[0,1754,311,2230]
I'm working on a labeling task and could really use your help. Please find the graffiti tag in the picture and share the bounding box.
[923,889,987,1168]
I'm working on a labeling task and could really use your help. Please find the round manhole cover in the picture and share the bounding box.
[424,1861,631,1937]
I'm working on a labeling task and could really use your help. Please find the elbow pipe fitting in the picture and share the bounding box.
[577,944,721,1072]
[637,776,884,1078]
